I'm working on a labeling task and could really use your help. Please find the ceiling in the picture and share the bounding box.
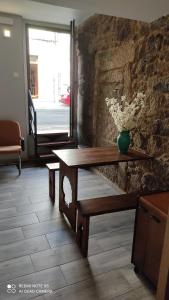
[0,0,168,25]
[0,0,92,25]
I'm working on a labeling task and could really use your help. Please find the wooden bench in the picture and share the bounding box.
[46,163,59,202]
[76,193,139,257]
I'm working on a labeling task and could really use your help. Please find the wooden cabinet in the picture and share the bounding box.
[132,192,169,287]
[157,211,169,300]
[143,209,166,285]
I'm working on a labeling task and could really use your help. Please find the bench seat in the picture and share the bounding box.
[46,163,60,171]
[76,193,139,257]
[77,193,138,216]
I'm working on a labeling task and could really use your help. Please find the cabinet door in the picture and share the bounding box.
[165,271,169,300]
[144,214,166,286]
[132,205,149,271]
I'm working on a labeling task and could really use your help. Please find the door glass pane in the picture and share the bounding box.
[28,27,70,134]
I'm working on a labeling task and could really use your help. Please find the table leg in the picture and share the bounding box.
[59,161,78,231]
[49,169,55,203]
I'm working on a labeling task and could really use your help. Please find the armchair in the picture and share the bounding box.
[0,120,24,175]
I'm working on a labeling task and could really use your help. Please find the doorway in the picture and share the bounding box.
[27,26,70,134]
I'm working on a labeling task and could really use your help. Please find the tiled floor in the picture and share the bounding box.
[0,166,155,300]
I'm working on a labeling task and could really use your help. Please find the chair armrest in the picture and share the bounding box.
[20,137,25,151]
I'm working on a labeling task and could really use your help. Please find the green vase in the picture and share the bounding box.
[117,131,131,154]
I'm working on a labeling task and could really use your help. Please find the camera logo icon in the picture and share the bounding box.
[7,284,16,293]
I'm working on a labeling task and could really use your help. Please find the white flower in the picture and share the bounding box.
[105,92,145,132]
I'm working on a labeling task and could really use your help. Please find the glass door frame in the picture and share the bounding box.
[25,22,75,136]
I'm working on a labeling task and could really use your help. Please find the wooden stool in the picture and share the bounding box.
[46,163,59,202]
[76,193,138,257]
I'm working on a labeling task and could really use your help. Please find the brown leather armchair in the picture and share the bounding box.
[0,120,24,175]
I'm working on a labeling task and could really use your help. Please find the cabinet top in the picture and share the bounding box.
[140,192,169,216]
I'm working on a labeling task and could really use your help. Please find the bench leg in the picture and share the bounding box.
[76,210,90,257]
[49,170,55,202]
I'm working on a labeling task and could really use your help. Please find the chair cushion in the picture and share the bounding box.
[0,120,21,146]
[0,145,21,154]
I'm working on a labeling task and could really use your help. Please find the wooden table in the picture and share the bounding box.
[53,146,152,231]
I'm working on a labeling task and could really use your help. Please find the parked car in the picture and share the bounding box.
[59,87,70,106]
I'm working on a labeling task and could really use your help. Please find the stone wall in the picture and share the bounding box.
[77,14,169,192]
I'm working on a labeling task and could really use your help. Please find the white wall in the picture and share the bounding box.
[0,13,28,158]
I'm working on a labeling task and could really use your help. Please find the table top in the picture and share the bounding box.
[53,146,152,168]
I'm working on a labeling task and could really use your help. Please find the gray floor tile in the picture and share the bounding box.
[0,214,39,231]
[0,199,30,210]
[0,266,66,300]
[22,219,67,239]
[0,228,24,246]
[96,226,134,252]
[0,192,12,201]
[112,285,155,299]
[44,278,99,300]
[88,247,131,276]
[0,256,34,283]
[0,207,18,219]
[16,202,55,215]
[46,228,75,248]
[36,208,59,223]
[0,236,50,262]
[31,243,81,271]
[61,247,130,285]
[44,268,132,300]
